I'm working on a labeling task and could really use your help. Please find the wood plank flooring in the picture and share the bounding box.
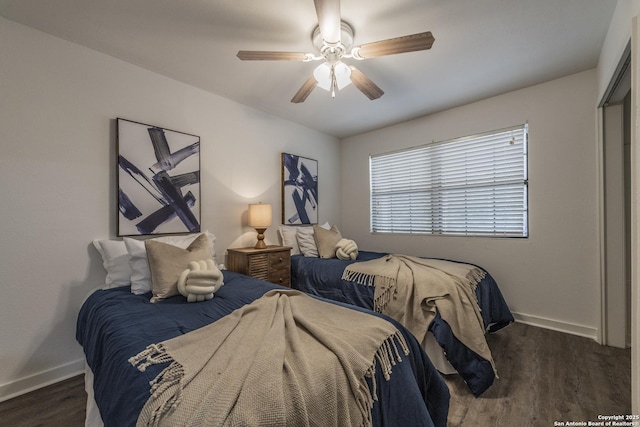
[0,322,631,427]
[0,374,86,427]
[445,322,631,426]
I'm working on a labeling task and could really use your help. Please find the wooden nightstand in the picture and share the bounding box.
[227,245,291,287]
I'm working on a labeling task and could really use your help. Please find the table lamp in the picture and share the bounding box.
[248,202,272,249]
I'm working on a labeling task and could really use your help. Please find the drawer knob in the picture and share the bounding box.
[278,257,283,262]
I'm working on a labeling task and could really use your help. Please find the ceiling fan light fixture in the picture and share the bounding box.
[334,62,352,90]
[313,62,351,93]
[313,63,332,91]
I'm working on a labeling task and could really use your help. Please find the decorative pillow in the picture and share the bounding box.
[335,238,359,261]
[296,227,319,257]
[313,224,342,259]
[177,259,224,303]
[278,225,311,255]
[92,239,132,288]
[281,222,330,257]
[279,223,331,255]
[145,234,212,303]
[124,231,216,295]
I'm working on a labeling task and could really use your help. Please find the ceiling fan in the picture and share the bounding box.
[236,0,435,103]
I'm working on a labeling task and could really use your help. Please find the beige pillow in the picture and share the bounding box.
[313,224,342,259]
[294,222,332,257]
[145,233,211,302]
[125,231,216,295]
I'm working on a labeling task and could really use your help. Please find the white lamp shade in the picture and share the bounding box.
[248,203,272,228]
[313,62,352,91]
[334,62,352,90]
[313,63,332,91]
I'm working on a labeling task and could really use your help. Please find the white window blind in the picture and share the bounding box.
[370,124,528,237]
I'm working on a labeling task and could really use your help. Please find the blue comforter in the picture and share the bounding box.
[290,251,514,397]
[77,270,449,427]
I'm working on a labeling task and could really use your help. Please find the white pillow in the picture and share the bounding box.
[295,222,331,257]
[296,228,317,257]
[278,225,311,255]
[124,231,216,295]
[92,239,132,288]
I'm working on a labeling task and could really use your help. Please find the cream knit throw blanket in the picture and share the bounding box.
[129,289,409,427]
[342,254,496,375]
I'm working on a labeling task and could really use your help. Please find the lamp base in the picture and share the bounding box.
[254,228,267,249]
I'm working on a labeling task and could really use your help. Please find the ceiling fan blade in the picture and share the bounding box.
[349,67,384,100]
[314,0,341,44]
[291,75,318,103]
[355,31,435,59]
[237,51,309,61]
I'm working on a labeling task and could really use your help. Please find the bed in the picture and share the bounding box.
[290,250,514,397]
[77,268,450,427]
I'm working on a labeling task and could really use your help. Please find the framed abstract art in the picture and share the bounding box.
[281,153,318,225]
[117,118,201,236]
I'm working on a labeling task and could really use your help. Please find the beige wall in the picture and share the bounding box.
[0,16,340,400]
[340,70,601,338]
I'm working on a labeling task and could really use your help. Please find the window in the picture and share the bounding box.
[370,124,528,237]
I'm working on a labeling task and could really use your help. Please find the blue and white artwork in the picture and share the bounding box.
[282,153,318,224]
[117,118,200,236]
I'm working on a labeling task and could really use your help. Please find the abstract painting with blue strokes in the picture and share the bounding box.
[282,153,318,224]
[117,118,201,236]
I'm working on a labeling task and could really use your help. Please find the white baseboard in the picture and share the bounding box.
[512,311,599,342]
[0,358,85,403]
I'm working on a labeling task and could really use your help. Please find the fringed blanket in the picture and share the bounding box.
[129,289,409,427]
[342,255,496,375]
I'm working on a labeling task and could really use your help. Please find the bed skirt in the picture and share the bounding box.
[84,363,104,427]
[423,332,457,375]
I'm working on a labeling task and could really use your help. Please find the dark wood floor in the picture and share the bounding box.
[0,374,86,427]
[0,322,631,427]
[444,322,631,426]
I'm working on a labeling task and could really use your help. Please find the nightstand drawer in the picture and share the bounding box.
[270,269,290,287]
[269,251,290,269]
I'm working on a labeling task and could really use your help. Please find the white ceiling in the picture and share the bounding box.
[0,0,617,138]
